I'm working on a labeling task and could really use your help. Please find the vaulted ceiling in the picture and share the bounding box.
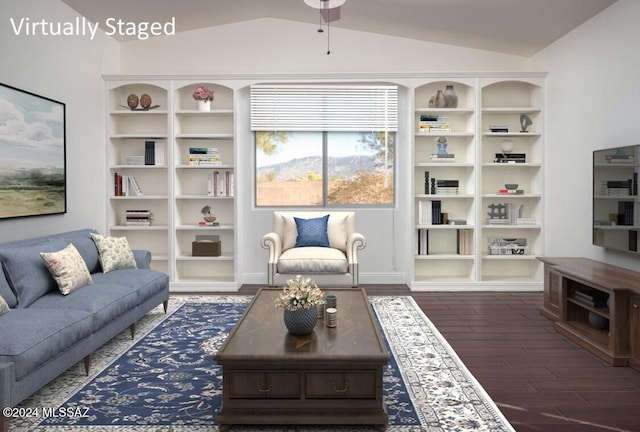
[60,0,617,56]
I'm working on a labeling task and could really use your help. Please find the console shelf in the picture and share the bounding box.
[538,257,640,369]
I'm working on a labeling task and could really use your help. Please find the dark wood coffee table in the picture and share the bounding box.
[214,288,390,431]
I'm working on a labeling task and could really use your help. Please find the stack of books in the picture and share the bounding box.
[419,114,450,133]
[429,153,456,162]
[435,179,459,195]
[125,209,153,226]
[573,290,609,308]
[601,180,633,196]
[189,147,221,166]
[606,153,634,163]
[487,238,528,255]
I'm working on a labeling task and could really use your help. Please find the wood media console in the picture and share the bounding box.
[538,257,640,371]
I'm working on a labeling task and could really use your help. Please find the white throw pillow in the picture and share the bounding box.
[40,243,94,295]
[90,233,137,273]
[0,295,9,314]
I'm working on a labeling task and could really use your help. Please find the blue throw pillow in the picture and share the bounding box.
[294,215,330,247]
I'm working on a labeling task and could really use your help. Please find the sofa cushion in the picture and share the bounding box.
[30,284,138,332]
[294,215,330,247]
[40,243,94,295]
[0,238,67,308]
[90,233,137,273]
[62,230,101,274]
[0,308,93,380]
[91,269,169,305]
[0,295,9,315]
[278,246,348,274]
[0,267,17,308]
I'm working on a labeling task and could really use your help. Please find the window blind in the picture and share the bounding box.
[250,84,398,132]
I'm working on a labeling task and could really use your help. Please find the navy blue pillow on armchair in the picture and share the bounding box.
[294,215,330,247]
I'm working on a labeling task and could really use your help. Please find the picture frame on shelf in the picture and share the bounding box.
[0,82,66,219]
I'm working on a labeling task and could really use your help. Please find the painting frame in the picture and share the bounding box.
[0,82,66,219]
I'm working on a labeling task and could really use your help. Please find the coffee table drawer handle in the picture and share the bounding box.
[332,381,349,393]
[256,381,272,393]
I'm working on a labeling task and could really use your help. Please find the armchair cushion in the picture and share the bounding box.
[278,247,348,274]
[294,215,330,247]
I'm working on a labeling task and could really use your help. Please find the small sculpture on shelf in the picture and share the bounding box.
[520,114,533,133]
[200,205,218,226]
[121,93,159,111]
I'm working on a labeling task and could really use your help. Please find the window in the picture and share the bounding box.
[251,84,397,207]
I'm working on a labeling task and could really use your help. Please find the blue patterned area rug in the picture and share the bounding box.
[12,295,514,432]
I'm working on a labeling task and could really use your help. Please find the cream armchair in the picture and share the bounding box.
[261,211,366,287]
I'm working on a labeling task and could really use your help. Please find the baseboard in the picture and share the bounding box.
[410,281,543,291]
[242,272,407,286]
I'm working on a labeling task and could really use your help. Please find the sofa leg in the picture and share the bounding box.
[163,299,169,313]
[130,322,136,339]
[83,354,92,375]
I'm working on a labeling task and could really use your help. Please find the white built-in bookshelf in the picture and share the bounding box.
[412,77,545,289]
[105,78,236,291]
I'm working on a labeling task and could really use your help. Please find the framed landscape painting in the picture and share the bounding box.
[0,83,66,219]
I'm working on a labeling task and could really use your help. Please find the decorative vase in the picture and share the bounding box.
[588,311,608,330]
[434,90,446,108]
[443,85,458,108]
[198,100,211,112]
[283,306,318,336]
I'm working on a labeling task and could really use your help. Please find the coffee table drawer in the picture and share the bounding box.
[229,372,300,398]
[305,371,377,399]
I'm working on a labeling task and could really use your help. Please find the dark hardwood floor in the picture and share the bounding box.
[231,285,640,432]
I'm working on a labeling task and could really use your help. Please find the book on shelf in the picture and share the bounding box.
[126,155,145,166]
[618,200,634,225]
[601,179,634,196]
[456,229,473,255]
[489,125,509,133]
[198,220,220,226]
[498,188,524,195]
[487,237,528,255]
[125,209,153,226]
[189,147,221,166]
[418,114,450,133]
[114,173,143,197]
[144,141,155,165]
[415,228,429,255]
[495,153,526,163]
[605,154,634,163]
[429,153,456,162]
[207,170,235,197]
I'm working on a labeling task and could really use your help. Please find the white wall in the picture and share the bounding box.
[532,0,640,271]
[115,18,530,75]
[0,0,118,241]
[116,19,532,284]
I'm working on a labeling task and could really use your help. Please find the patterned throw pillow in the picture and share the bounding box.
[0,295,9,315]
[90,233,137,273]
[40,243,94,295]
[294,215,330,247]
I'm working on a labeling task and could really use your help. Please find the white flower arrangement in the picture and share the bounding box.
[274,275,325,312]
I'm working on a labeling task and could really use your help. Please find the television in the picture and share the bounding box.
[593,145,640,253]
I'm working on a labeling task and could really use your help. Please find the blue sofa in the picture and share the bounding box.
[0,229,169,431]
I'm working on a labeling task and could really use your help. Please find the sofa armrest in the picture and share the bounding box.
[346,232,366,265]
[261,232,282,263]
[133,250,152,269]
